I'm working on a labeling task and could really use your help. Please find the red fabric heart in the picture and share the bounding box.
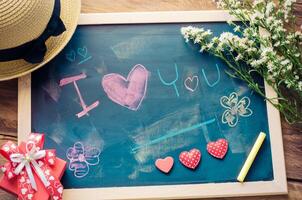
[155,156,174,173]
[207,139,228,159]
[179,148,201,170]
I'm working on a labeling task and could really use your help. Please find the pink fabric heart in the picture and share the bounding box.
[102,64,149,111]
[207,139,228,159]
[155,156,174,173]
[179,148,201,170]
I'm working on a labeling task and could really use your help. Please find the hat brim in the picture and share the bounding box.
[0,0,81,81]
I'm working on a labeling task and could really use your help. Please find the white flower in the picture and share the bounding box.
[217,0,227,8]
[280,59,291,66]
[251,11,264,21]
[253,0,265,7]
[227,19,233,25]
[298,82,302,91]
[274,41,281,47]
[282,0,296,21]
[200,45,207,52]
[287,64,293,71]
[267,62,275,72]
[234,26,240,32]
[207,42,214,49]
[235,54,243,61]
[265,2,275,16]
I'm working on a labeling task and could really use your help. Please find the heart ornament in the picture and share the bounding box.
[179,148,201,170]
[207,139,228,159]
[102,64,149,111]
[155,156,174,173]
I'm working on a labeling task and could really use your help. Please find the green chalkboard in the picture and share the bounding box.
[30,22,273,190]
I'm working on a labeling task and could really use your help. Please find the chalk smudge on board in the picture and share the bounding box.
[95,60,108,75]
[200,125,211,143]
[110,29,172,59]
[82,124,105,152]
[113,158,124,169]
[42,79,61,102]
[236,86,249,97]
[48,115,68,145]
[128,165,153,180]
[223,129,248,153]
[111,36,149,59]
[130,105,202,166]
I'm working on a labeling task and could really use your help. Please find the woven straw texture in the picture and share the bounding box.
[0,0,81,81]
[0,0,54,49]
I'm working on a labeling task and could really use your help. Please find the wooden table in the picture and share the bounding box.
[1,1,302,199]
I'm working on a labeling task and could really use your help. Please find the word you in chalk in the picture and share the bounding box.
[158,63,221,96]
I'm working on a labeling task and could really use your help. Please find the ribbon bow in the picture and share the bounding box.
[10,141,50,191]
[0,133,64,200]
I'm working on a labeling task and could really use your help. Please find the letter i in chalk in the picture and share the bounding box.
[59,73,99,118]
[237,132,266,182]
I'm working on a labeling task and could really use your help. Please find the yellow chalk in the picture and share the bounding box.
[237,132,266,182]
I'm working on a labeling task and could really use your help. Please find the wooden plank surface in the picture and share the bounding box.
[0,0,301,199]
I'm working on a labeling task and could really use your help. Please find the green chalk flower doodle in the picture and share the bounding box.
[220,92,253,127]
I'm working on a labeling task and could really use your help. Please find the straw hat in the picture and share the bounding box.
[0,0,81,81]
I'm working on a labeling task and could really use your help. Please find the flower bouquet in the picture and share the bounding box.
[181,0,302,123]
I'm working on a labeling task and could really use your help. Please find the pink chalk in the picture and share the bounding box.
[59,73,99,118]
[102,64,149,111]
[59,73,87,86]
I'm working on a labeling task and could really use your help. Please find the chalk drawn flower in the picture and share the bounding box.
[220,92,253,127]
[66,142,100,178]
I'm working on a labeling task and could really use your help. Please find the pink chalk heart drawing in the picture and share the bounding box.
[184,75,199,92]
[179,148,201,170]
[102,64,149,111]
[207,139,228,159]
[155,156,174,173]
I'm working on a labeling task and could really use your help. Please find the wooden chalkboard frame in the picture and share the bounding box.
[18,10,287,199]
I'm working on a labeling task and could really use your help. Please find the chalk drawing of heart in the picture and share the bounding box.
[184,75,199,92]
[207,139,228,159]
[102,64,149,111]
[155,156,174,173]
[66,50,75,62]
[179,148,201,170]
[78,46,88,58]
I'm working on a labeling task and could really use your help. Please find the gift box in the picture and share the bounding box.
[0,133,67,200]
